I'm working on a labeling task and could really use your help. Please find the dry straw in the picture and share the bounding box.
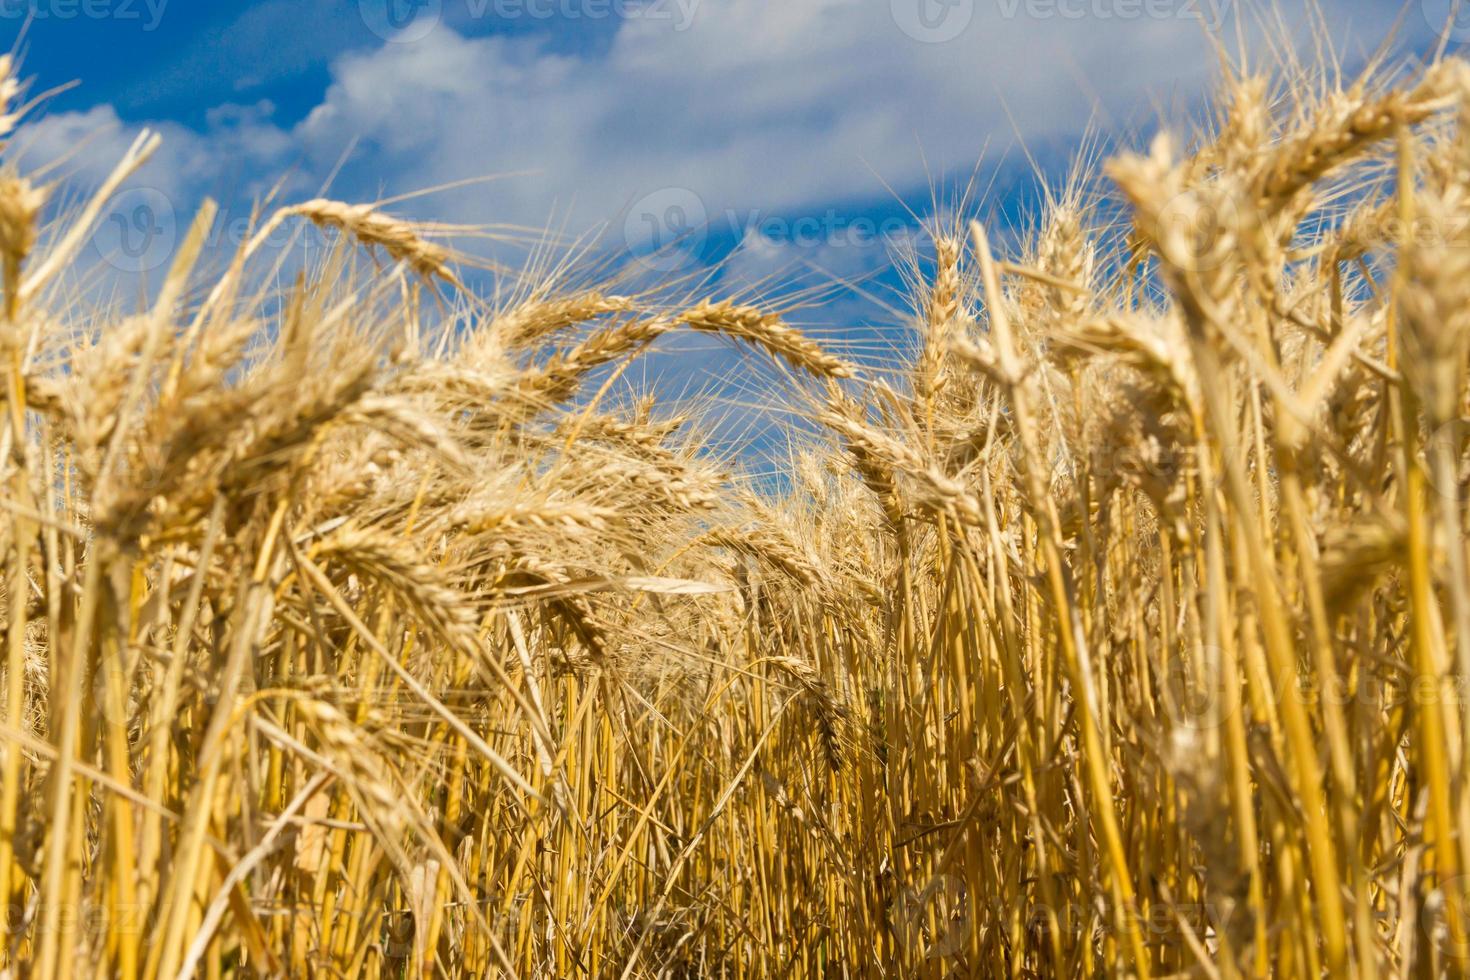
[1,37,1469,980]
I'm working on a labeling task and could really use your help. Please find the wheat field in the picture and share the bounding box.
[3,30,1470,979]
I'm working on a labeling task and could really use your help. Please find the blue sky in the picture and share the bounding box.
[4,0,1452,449]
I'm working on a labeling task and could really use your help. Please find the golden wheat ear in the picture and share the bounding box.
[9,34,1470,980]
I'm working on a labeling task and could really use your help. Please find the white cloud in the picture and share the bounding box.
[287,0,1409,233]
[295,2,1164,221]
[10,0,1417,300]
[19,99,296,202]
